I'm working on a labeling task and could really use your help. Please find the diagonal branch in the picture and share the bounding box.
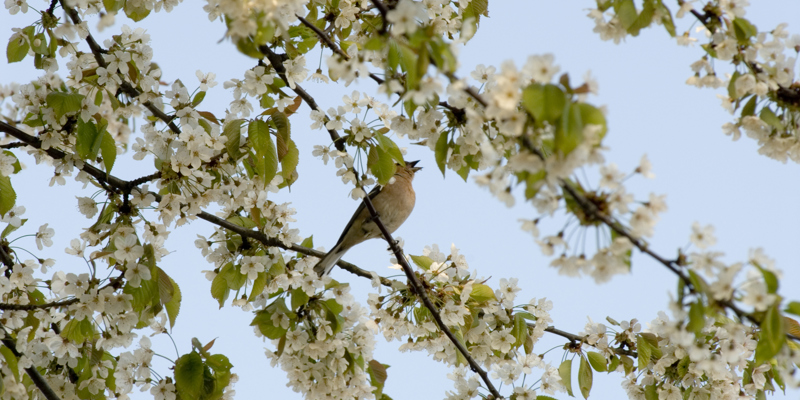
[0,323,63,400]
[358,192,502,398]
[258,45,344,151]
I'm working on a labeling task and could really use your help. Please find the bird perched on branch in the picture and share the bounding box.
[314,161,422,276]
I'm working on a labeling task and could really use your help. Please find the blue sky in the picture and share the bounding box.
[2,1,800,398]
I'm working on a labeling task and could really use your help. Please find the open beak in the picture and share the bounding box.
[407,160,422,172]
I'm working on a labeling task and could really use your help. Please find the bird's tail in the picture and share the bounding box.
[314,242,347,276]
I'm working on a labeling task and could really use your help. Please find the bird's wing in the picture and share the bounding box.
[334,184,382,245]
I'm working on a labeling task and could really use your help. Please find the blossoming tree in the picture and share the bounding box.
[1,0,799,399]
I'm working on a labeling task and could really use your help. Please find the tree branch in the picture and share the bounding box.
[539,324,637,358]
[0,323,62,400]
[258,45,344,151]
[357,192,502,398]
[58,0,182,135]
[369,0,390,34]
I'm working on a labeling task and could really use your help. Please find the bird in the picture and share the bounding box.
[313,160,422,276]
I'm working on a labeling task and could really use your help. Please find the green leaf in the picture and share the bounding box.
[637,334,653,370]
[522,84,566,122]
[757,266,779,294]
[1,218,25,238]
[31,32,47,55]
[587,351,607,372]
[0,176,15,215]
[627,0,655,36]
[733,18,757,44]
[76,119,101,160]
[785,301,800,316]
[615,0,638,30]
[644,384,658,400]
[226,215,256,229]
[271,112,291,156]
[162,272,181,329]
[210,265,230,309]
[434,130,449,176]
[191,91,206,107]
[555,103,584,156]
[469,283,496,303]
[741,95,757,117]
[686,301,705,336]
[174,352,204,400]
[248,271,267,302]
[248,120,278,185]
[512,312,528,347]
[399,45,420,90]
[368,145,396,185]
[46,92,84,119]
[409,255,433,270]
[124,0,151,21]
[291,287,309,310]
[280,138,299,187]
[367,360,388,398]
[100,131,116,173]
[759,107,782,130]
[578,355,593,399]
[755,303,785,365]
[577,103,608,139]
[224,119,243,160]
[250,309,288,339]
[300,235,313,249]
[558,359,573,397]
[6,33,29,63]
[658,1,676,36]
[103,0,124,12]
[374,133,405,164]
[0,345,19,382]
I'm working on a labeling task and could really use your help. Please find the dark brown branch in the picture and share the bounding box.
[357,192,502,398]
[540,324,637,358]
[0,324,62,400]
[369,0,390,34]
[0,298,78,311]
[0,245,14,267]
[297,15,348,59]
[0,141,27,149]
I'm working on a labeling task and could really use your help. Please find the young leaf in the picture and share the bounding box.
[46,92,84,119]
[6,33,29,63]
[0,175,15,215]
[174,352,204,400]
[578,355,593,399]
[558,359,574,397]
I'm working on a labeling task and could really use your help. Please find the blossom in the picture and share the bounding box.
[282,56,307,89]
[125,263,152,288]
[114,234,144,263]
[689,222,717,249]
[35,223,55,250]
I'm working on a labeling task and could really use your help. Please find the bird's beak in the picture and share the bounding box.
[407,160,422,172]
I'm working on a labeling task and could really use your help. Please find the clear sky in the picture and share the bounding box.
[2,1,800,399]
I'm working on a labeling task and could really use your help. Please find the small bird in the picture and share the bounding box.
[314,160,422,276]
